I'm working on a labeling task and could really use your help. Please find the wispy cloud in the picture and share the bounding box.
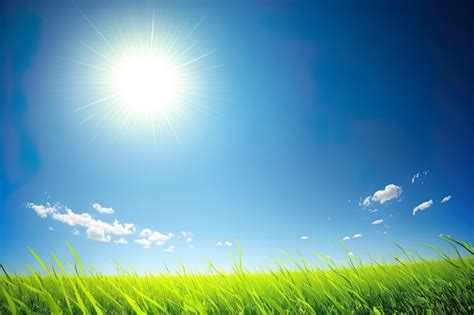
[413,199,433,215]
[135,238,152,249]
[29,203,56,218]
[163,245,176,253]
[92,203,114,214]
[411,170,429,184]
[362,197,371,207]
[115,237,128,244]
[372,219,384,225]
[217,240,233,247]
[343,233,362,241]
[441,195,452,204]
[181,231,193,243]
[28,202,135,243]
[48,226,54,231]
[361,184,402,207]
[300,235,309,240]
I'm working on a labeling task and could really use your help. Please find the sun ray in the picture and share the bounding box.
[74,94,118,112]
[73,0,114,49]
[80,42,116,64]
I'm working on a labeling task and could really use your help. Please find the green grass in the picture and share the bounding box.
[1,236,473,314]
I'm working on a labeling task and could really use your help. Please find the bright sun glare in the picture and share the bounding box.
[112,54,180,115]
[71,10,214,144]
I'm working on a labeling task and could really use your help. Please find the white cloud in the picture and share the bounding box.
[300,235,309,240]
[163,245,176,253]
[224,241,232,247]
[441,195,452,204]
[48,226,54,231]
[352,233,363,239]
[92,203,114,214]
[29,202,183,248]
[342,236,351,241]
[372,219,384,225]
[362,184,402,207]
[115,237,128,244]
[413,199,433,215]
[28,202,135,243]
[139,228,173,246]
[135,239,152,249]
[86,226,111,242]
[411,170,429,184]
[73,230,80,236]
[188,245,195,249]
[372,184,402,204]
[216,241,223,247]
[28,203,56,218]
[369,208,379,213]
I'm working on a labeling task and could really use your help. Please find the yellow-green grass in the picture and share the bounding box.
[1,236,473,314]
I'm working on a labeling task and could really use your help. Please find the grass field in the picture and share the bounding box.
[1,236,473,314]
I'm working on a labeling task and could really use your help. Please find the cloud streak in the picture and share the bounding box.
[441,195,452,204]
[343,233,362,241]
[413,199,433,215]
[92,203,114,214]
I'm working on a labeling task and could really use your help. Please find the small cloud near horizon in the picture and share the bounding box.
[163,245,176,253]
[115,237,128,244]
[138,228,173,247]
[135,238,152,248]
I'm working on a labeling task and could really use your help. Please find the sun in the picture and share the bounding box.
[111,53,181,116]
[70,9,215,145]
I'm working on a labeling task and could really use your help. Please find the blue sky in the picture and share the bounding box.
[1,1,473,273]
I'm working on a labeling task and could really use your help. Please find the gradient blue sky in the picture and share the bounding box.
[1,1,473,273]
